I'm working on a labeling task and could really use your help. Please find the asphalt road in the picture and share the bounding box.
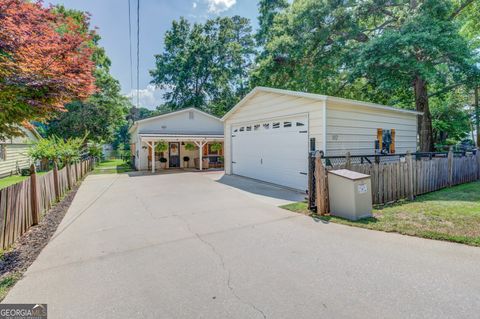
[3,171,480,318]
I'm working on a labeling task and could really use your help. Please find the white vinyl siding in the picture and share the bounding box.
[224,91,324,175]
[325,100,417,155]
[137,110,223,135]
[224,88,419,191]
[0,144,32,178]
[129,108,224,171]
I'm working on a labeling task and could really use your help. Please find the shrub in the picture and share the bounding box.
[210,142,222,152]
[155,141,168,153]
[184,143,196,151]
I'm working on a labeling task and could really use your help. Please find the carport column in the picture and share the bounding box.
[194,140,207,170]
[149,141,156,173]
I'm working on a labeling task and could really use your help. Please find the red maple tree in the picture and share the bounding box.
[0,0,96,137]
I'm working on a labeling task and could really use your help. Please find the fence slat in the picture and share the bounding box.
[309,151,479,209]
[0,158,92,249]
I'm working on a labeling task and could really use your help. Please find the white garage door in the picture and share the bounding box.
[231,115,309,191]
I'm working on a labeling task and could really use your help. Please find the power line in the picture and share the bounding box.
[127,0,133,100]
[136,0,140,110]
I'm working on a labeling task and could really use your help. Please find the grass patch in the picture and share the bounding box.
[0,172,47,190]
[0,273,21,300]
[92,159,132,174]
[281,181,480,247]
[0,175,28,189]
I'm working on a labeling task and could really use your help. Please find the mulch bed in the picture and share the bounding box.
[0,181,82,288]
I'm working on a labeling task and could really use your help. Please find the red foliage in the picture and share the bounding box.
[0,0,96,136]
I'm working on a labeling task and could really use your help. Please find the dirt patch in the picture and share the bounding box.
[0,181,82,300]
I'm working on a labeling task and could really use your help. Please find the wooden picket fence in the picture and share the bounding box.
[310,151,480,214]
[0,158,94,249]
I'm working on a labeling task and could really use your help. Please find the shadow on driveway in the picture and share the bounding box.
[216,174,306,205]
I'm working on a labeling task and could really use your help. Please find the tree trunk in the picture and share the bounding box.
[414,76,434,152]
[475,86,479,147]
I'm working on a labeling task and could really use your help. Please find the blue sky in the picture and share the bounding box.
[47,0,260,109]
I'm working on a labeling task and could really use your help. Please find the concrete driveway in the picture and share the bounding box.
[4,171,480,318]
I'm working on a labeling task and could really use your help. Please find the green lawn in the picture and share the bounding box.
[0,171,47,190]
[92,159,133,174]
[0,175,29,189]
[281,181,480,247]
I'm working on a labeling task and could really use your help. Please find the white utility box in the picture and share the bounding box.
[328,169,372,220]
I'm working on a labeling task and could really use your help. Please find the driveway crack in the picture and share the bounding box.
[174,213,267,319]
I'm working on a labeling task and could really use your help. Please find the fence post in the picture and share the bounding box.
[308,154,315,210]
[30,164,39,226]
[53,161,60,201]
[448,149,454,186]
[74,161,78,184]
[406,152,414,200]
[66,163,72,190]
[345,152,351,170]
[476,151,480,180]
[315,152,328,215]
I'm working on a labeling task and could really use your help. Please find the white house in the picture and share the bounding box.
[0,125,40,178]
[222,87,421,191]
[129,108,224,172]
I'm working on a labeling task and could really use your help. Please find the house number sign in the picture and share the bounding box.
[357,183,368,194]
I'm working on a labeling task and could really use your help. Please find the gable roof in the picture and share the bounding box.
[222,87,422,121]
[129,107,221,133]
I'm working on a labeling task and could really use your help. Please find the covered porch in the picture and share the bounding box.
[139,134,224,173]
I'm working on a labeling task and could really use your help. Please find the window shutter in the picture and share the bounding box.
[390,129,396,154]
[377,128,383,150]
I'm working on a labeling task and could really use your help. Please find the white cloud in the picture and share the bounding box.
[207,0,236,14]
[193,1,197,9]
[126,85,165,110]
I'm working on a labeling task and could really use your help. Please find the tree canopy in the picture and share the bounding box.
[45,6,130,143]
[150,16,255,116]
[251,0,480,151]
[0,0,96,139]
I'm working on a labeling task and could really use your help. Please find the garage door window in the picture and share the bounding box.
[272,122,280,129]
[283,121,292,128]
[296,121,305,127]
[254,124,260,131]
[263,123,270,129]
[239,127,245,132]
[246,126,252,131]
